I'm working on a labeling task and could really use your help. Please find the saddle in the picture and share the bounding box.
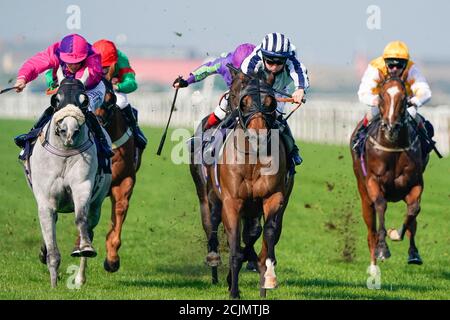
[357,115,434,165]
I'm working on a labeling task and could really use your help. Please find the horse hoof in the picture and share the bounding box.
[229,291,241,300]
[206,252,221,267]
[246,261,258,272]
[262,276,278,289]
[80,246,97,258]
[260,287,267,298]
[387,228,402,241]
[104,258,121,273]
[376,246,391,261]
[408,252,423,265]
[70,247,82,258]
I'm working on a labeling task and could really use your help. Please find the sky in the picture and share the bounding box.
[0,0,449,65]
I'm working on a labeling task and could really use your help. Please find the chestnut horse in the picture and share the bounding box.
[95,81,143,272]
[197,69,294,299]
[350,73,425,279]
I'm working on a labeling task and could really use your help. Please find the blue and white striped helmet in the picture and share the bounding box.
[260,33,293,58]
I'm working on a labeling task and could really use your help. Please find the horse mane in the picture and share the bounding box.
[53,105,86,126]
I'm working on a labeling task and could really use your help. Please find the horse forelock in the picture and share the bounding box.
[53,105,86,126]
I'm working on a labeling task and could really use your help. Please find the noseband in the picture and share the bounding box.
[237,78,277,131]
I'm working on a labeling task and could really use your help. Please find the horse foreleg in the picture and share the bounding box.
[367,178,390,261]
[259,192,284,294]
[207,196,222,284]
[38,206,60,287]
[75,257,87,286]
[73,183,96,257]
[360,196,380,281]
[222,198,243,299]
[105,178,133,272]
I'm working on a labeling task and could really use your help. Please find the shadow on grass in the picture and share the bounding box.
[118,277,211,289]
[282,276,442,298]
[118,263,219,289]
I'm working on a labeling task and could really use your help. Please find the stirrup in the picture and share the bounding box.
[14,134,28,148]
[292,153,303,166]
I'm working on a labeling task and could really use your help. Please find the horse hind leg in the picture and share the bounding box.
[206,199,222,284]
[243,216,262,272]
[75,257,87,287]
[404,188,423,265]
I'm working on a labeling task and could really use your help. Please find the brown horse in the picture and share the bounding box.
[196,69,294,299]
[190,115,264,285]
[350,73,425,278]
[95,81,143,272]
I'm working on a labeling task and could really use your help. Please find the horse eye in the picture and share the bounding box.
[73,129,80,136]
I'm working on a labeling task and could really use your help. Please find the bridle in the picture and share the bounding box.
[377,77,408,137]
[236,77,277,132]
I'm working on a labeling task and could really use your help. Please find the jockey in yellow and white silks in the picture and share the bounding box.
[353,41,433,150]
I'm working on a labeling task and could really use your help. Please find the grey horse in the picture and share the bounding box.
[27,103,111,287]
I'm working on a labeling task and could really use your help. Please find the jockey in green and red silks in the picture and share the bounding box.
[92,39,147,150]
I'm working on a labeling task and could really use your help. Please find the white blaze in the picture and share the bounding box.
[386,86,400,124]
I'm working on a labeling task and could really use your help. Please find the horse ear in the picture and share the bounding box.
[78,93,90,109]
[51,93,60,109]
[226,63,240,79]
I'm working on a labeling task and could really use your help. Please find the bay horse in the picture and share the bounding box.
[199,68,294,299]
[350,72,425,279]
[190,110,263,285]
[94,79,143,272]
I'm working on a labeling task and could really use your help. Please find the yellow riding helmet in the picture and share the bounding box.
[382,41,410,60]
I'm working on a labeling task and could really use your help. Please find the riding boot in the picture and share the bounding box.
[352,122,369,151]
[84,111,115,158]
[14,106,55,148]
[279,119,303,166]
[203,112,221,131]
[121,104,148,150]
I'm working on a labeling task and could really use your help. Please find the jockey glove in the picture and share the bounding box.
[173,77,188,88]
